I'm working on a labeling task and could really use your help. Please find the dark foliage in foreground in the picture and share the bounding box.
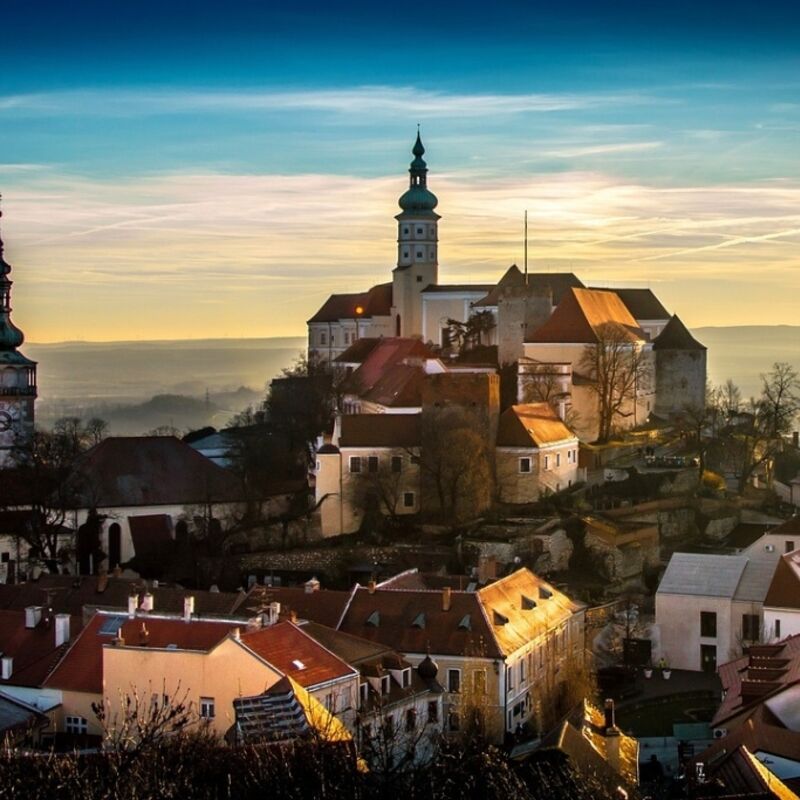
[0,730,631,800]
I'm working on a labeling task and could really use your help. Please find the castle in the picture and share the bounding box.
[308,134,707,444]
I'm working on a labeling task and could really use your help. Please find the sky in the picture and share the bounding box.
[1,1,800,342]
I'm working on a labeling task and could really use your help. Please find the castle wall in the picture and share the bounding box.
[497,289,552,366]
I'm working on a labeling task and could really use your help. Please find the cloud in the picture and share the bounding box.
[542,141,663,158]
[0,86,663,119]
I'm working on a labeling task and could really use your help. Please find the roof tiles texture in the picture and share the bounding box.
[237,586,352,630]
[589,287,670,320]
[338,414,420,448]
[476,269,584,308]
[497,403,576,448]
[307,283,393,324]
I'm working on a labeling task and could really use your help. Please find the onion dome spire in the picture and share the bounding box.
[397,129,439,217]
[0,198,26,351]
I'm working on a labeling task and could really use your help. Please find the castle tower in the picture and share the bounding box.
[0,201,37,468]
[392,131,440,338]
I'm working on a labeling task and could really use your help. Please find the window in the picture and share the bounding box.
[0,552,8,563]
[360,682,368,706]
[472,669,486,696]
[416,250,423,258]
[403,492,415,508]
[775,619,781,639]
[519,659,526,684]
[403,249,409,258]
[405,708,417,732]
[416,227,423,235]
[543,455,549,471]
[427,700,439,723]
[325,692,335,711]
[349,456,362,473]
[416,275,423,282]
[447,668,460,693]
[506,664,513,692]
[742,614,760,642]
[519,457,532,474]
[381,676,391,694]
[700,611,717,638]
[556,453,561,467]
[330,335,335,346]
[402,668,411,688]
[367,455,379,473]
[199,697,215,719]
[65,716,88,735]
[391,455,402,473]
[403,226,409,235]
[320,332,327,345]
[786,540,796,553]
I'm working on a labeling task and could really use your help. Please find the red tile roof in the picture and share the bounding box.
[338,414,421,448]
[72,436,245,507]
[589,287,670,320]
[345,338,431,397]
[337,586,502,658]
[240,621,356,688]
[0,610,79,687]
[526,288,646,344]
[497,403,576,447]
[764,549,800,610]
[307,283,393,324]
[362,363,426,408]
[334,338,382,364]
[237,586,352,629]
[45,612,238,694]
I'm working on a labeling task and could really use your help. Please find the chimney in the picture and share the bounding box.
[24,606,42,629]
[112,565,122,577]
[289,610,298,623]
[232,627,241,641]
[368,580,376,595]
[1,656,12,680]
[112,627,125,647]
[604,699,623,775]
[604,698,617,732]
[141,592,154,612]
[442,587,452,612]
[183,596,195,622]
[139,623,149,645]
[262,601,281,627]
[55,614,71,647]
[127,594,138,617]
[305,577,320,594]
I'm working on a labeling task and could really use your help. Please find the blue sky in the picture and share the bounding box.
[1,1,799,340]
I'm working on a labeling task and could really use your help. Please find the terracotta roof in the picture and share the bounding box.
[764,549,800,610]
[71,436,245,507]
[345,337,431,397]
[0,610,79,687]
[714,635,800,727]
[378,569,478,591]
[698,744,798,800]
[526,288,646,344]
[652,314,706,351]
[362,363,426,408]
[45,612,238,694]
[338,414,421,448]
[496,403,576,448]
[475,268,584,307]
[240,620,356,689]
[590,287,670,320]
[337,586,502,659]
[477,568,583,656]
[300,621,394,665]
[334,338,382,364]
[307,282,392,324]
[236,585,352,629]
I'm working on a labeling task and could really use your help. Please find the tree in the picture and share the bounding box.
[580,323,650,443]
[758,361,800,439]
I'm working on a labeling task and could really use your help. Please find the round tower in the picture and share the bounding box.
[392,131,440,338]
[0,201,37,468]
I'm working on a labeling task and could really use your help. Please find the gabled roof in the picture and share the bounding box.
[652,314,706,351]
[765,549,800,610]
[337,585,501,659]
[300,621,394,666]
[700,744,798,800]
[307,282,393,324]
[362,363,426,408]
[657,552,748,597]
[338,414,420,448]
[0,610,79,688]
[589,287,670,321]
[334,337,382,364]
[240,620,356,689]
[526,288,646,344]
[477,568,583,656]
[497,403,577,448]
[344,337,431,397]
[44,612,238,694]
[420,283,494,294]
[475,269,584,307]
[237,585,352,629]
[71,436,245,508]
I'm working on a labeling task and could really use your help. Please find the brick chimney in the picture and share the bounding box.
[442,587,452,612]
[127,594,138,617]
[183,596,195,622]
[141,592,154,612]
[305,577,321,594]
[55,614,70,647]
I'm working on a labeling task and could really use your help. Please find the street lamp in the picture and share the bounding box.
[354,305,364,341]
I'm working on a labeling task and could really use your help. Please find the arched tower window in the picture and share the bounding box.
[396,315,402,336]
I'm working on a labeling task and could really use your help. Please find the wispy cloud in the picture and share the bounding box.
[0,86,665,119]
[542,141,663,158]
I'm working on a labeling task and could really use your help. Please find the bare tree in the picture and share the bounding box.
[579,323,649,443]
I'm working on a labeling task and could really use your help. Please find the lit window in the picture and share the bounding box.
[65,716,88,735]
[519,457,532,474]
[199,697,215,719]
[349,456,362,473]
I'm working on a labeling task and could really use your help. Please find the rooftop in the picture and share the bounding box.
[652,314,707,351]
[496,403,577,448]
[307,282,393,324]
[338,414,420,448]
[589,287,670,321]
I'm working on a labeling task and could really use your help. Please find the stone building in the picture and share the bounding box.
[653,314,708,417]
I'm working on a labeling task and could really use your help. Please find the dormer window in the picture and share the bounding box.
[382,675,391,694]
[493,610,509,626]
[521,595,537,610]
[539,587,553,600]
[360,682,368,705]
[458,614,471,631]
[402,668,411,688]
[411,612,426,629]
[292,659,305,670]
[366,610,380,627]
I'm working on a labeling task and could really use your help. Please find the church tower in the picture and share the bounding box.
[392,131,440,338]
[0,201,37,468]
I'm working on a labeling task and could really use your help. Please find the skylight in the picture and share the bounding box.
[411,612,426,629]
[292,659,306,670]
[98,615,127,636]
[366,611,380,627]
